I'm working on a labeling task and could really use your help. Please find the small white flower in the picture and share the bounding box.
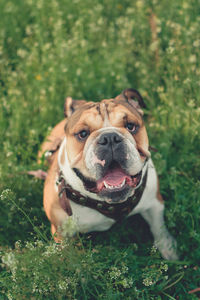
[167,46,175,54]
[183,78,191,84]
[17,49,27,58]
[0,189,13,202]
[143,278,154,286]
[189,54,197,63]
[76,68,82,76]
[193,40,200,47]
[157,86,164,93]
[60,216,78,237]
[58,280,69,291]
[42,243,58,257]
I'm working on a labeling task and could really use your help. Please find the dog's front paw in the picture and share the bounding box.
[155,234,178,261]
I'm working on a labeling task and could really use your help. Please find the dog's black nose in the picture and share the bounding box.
[97,132,122,146]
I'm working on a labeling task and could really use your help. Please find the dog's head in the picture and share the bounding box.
[62,89,150,204]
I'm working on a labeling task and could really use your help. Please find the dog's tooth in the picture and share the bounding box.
[104,181,109,188]
[121,179,126,187]
[104,179,126,190]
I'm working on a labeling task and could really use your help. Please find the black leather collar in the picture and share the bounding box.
[57,168,148,221]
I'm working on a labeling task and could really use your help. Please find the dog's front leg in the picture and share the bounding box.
[141,201,178,260]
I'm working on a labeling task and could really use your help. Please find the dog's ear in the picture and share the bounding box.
[123,88,146,108]
[64,97,86,118]
[115,88,146,115]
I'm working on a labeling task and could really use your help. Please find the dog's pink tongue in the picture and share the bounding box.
[97,168,131,191]
[103,169,126,185]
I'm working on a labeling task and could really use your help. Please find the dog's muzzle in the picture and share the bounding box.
[83,130,147,203]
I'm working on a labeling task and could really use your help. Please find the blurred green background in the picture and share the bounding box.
[0,0,200,299]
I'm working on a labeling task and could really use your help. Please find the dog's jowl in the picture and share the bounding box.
[42,88,178,260]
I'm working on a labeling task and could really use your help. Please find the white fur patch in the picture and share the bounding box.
[58,138,103,201]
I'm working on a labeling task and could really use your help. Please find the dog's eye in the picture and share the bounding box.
[125,122,138,134]
[77,130,89,140]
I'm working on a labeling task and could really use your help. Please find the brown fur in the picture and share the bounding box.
[43,151,67,242]
[38,119,66,165]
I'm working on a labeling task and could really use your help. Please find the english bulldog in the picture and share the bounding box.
[42,88,178,260]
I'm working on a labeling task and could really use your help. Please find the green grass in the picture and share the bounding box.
[0,0,200,299]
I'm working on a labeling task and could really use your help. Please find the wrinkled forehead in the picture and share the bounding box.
[66,98,143,133]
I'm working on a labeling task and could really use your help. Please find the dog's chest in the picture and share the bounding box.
[70,201,116,233]
[58,159,158,234]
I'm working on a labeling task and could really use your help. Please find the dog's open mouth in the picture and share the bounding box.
[96,162,142,193]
